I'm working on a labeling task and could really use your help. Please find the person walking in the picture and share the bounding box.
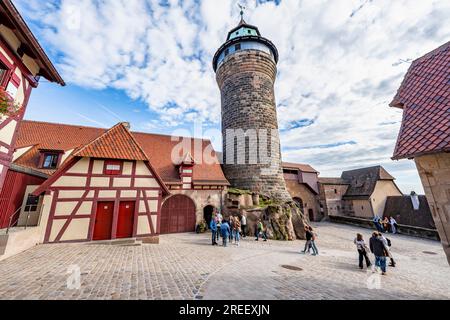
[220,219,231,247]
[240,213,247,238]
[378,232,396,267]
[301,226,313,254]
[210,217,218,246]
[369,231,388,275]
[216,211,223,242]
[233,216,241,246]
[309,226,319,256]
[255,219,267,241]
[229,216,235,242]
[389,216,398,234]
[354,233,371,269]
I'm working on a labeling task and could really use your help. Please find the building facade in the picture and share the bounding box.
[319,166,403,219]
[3,120,229,244]
[282,162,321,221]
[0,0,64,199]
[390,41,450,264]
[213,18,291,202]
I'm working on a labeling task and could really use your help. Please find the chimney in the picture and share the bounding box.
[410,191,420,210]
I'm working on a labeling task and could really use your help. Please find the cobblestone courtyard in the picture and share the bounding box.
[0,222,448,300]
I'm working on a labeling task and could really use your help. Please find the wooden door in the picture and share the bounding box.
[116,201,135,239]
[160,195,196,234]
[93,202,114,241]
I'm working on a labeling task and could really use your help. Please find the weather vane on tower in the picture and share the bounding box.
[237,3,246,23]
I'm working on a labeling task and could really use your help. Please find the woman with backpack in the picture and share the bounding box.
[378,232,396,267]
[354,233,372,269]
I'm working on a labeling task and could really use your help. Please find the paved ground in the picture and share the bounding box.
[0,222,449,300]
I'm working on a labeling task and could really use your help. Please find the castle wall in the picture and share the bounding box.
[415,153,450,265]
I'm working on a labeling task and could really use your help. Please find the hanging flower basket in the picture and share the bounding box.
[0,88,21,116]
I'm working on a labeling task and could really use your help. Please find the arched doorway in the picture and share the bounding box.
[160,195,196,234]
[203,205,215,229]
[293,197,304,212]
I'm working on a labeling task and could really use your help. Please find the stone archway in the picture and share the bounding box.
[203,205,215,229]
[160,195,196,234]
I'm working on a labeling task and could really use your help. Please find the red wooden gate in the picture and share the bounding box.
[93,201,114,240]
[160,195,196,234]
[116,201,135,239]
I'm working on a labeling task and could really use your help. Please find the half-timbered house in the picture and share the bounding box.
[7,120,229,244]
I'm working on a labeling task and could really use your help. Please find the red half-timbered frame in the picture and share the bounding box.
[0,39,35,194]
[38,157,167,244]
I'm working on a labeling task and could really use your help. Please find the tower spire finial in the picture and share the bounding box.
[237,3,246,24]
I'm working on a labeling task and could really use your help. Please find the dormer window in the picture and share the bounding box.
[41,153,60,169]
[104,160,122,175]
[38,149,64,169]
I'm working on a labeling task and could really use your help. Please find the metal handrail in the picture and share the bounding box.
[5,204,39,234]
[6,206,23,234]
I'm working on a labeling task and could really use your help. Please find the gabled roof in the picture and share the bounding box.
[390,41,450,160]
[0,0,64,85]
[383,195,435,229]
[74,123,148,161]
[15,120,229,186]
[282,162,318,174]
[341,166,396,199]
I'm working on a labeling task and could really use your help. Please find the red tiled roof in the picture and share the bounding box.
[74,123,148,161]
[282,162,318,173]
[391,41,450,160]
[15,120,229,185]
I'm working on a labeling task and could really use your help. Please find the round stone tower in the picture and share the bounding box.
[213,18,292,202]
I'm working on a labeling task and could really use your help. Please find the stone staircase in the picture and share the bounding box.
[86,238,143,247]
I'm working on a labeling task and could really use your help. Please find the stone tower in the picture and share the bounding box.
[213,17,292,202]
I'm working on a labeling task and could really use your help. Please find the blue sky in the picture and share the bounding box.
[14,0,450,194]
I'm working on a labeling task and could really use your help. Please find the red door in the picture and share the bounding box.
[116,201,135,239]
[93,202,114,241]
[160,195,196,234]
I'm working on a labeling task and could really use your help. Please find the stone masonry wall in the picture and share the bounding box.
[415,153,450,265]
[216,50,291,202]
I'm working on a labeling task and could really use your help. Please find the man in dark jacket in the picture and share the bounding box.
[369,232,388,275]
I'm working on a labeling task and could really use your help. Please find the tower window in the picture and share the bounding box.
[224,49,229,57]
[247,30,251,34]
[235,44,241,51]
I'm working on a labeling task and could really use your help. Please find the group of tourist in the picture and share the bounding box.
[353,232,396,275]
[208,210,397,275]
[209,210,268,247]
[373,216,398,234]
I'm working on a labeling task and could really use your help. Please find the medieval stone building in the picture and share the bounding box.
[390,41,450,264]
[319,166,403,219]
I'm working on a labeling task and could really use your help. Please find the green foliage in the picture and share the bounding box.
[0,89,20,116]
[227,188,252,195]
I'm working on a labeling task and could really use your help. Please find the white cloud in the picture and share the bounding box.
[14,0,450,193]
